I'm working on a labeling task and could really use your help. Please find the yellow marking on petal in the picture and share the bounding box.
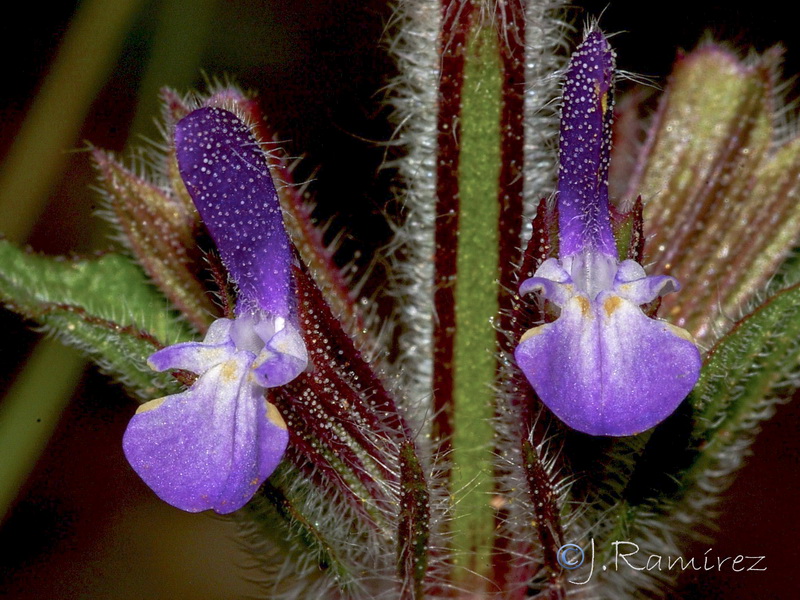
[520,326,545,343]
[266,402,288,430]
[576,296,591,317]
[603,295,623,317]
[135,397,166,414]
[666,323,697,345]
[219,360,239,383]
[200,347,226,362]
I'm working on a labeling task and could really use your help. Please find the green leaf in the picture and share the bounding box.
[690,281,800,446]
[0,241,194,398]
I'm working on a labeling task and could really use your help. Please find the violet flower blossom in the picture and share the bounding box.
[514,31,702,436]
[123,107,307,513]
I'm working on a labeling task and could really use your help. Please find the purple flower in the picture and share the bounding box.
[514,31,702,436]
[123,107,307,513]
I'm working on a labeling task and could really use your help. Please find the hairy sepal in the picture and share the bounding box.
[625,46,800,343]
[92,149,215,332]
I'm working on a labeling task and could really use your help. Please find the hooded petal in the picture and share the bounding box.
[514,292,701,436]
[227,313,308,387]
[174,106,294,317]
[123,351,289,513]
[251,317,308,387]
[124,107,305,514]
[515,29,701,437]
[613,260,680,306]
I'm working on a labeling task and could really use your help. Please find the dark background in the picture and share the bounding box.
[0,1,797,598]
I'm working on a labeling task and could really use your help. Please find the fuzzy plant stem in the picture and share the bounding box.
[389,0,566,589]
[387,0,441,417]
[429,0,530,582]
